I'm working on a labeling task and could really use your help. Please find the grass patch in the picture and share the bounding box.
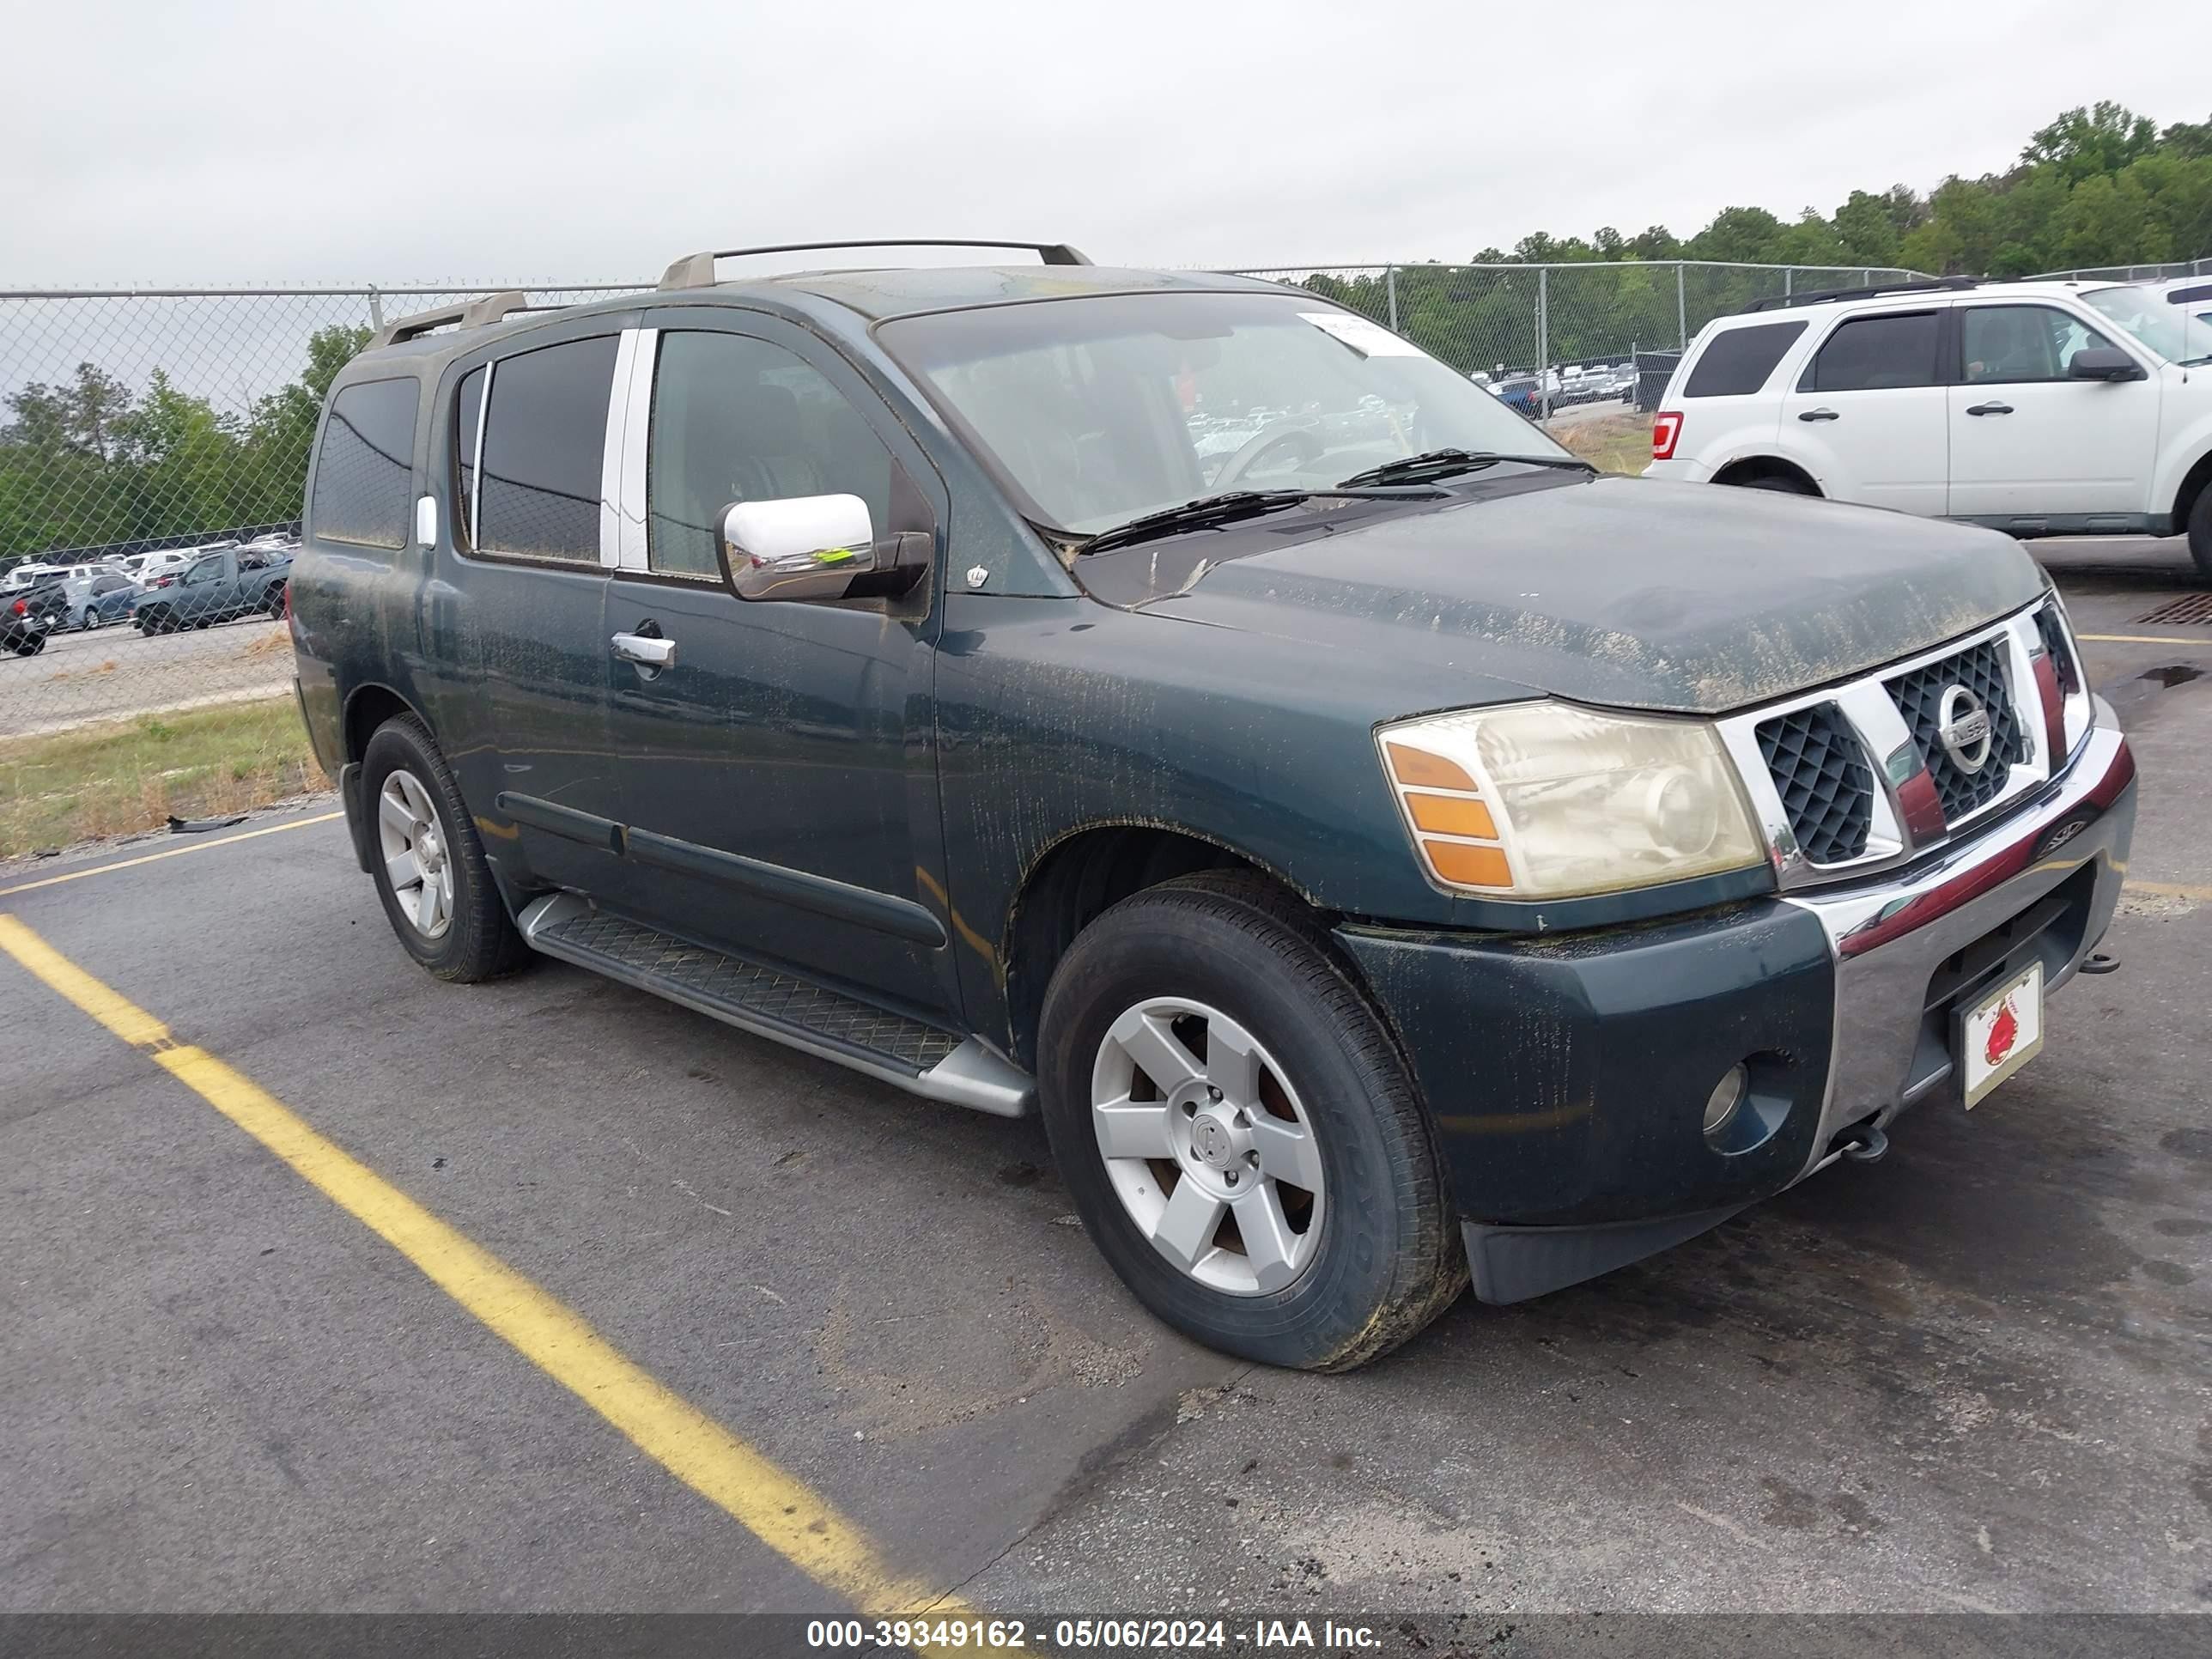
[1552,411,1651,477]
[0,696,328,861]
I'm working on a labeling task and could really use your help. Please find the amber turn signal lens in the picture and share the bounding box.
[1383,742,1478,793]
[1421,839,1511,889]
[1406,792,1498,838]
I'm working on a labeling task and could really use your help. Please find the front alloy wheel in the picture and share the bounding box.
[1038,872,1466,1370]
[1092,998,1324,1295]
[378,768,455,940]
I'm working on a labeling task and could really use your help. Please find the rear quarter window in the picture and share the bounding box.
[312,378,420,549]
[1683,320,1808,397]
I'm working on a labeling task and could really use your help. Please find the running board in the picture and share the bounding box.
[516,894,1033,1117]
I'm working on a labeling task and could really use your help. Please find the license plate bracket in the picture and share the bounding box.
[1957,959,2045,1109]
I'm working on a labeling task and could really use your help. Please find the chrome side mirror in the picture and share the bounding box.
[717,494,933,604]
[719,494,878,602]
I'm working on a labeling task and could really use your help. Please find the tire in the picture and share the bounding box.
[361,713,531,983]
[2190,485,2212,586]
[1036,872,1465,1371]
[14,635,46,657]
[82,608,101,630]
[1735,473,1816,495]
[137,611,163,635]
[264,582,287,616]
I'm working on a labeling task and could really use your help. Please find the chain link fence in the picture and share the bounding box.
[2030,258,2211,282]
[0,252,2160,854]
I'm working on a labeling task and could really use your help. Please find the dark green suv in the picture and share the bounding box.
[289,242,2136,1370]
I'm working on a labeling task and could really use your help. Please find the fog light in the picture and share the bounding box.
[1703,1064,1748,1136]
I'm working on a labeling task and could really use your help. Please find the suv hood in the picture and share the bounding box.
[1135,476,2047,715]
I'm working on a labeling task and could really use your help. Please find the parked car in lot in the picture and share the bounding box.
[3,587,57,655]
[294,245,2135,1371]
[132,546,292,634]
[76,570,142,629]
[1486,373,1543,416]
[1644,275,2212,579]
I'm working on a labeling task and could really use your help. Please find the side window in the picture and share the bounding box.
[185,559,221,586]
[477,337,620,563]
[312,378,419,549]
[94,575,125,594]
[453,365,485,548]
[647,331,894,579]
[1805,312,1942,393]
[1962,307,2121,383]
[1684,321,1808,398]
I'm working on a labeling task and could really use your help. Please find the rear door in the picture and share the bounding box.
[441,321,633,899]
[1946,301,2160,523]
[1778,307,1950,514]
[599,311,957,1020]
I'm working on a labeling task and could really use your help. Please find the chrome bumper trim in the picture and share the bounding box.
[1782,708,2134,1182]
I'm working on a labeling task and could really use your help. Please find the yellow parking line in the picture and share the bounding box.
[2124,878,2212,902]
[2075,633,2212,646]
[0,811,343,898]
[0,915,1000,1649]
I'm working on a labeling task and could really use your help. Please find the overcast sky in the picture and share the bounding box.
[3,0,2203,285]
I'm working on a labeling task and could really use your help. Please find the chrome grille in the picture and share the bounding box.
[1754,702,1873,865]
[1886,639,2023,823]
[1715,603,2078,892]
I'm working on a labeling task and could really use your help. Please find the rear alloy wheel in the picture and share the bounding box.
[361,714,531,982]
[1039,872,1465,1370]
[2189,485,2212,585]
[82,608,102,630]
[379,769,456,942]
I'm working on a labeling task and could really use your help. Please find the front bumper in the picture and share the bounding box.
[1337,709,2136,1302]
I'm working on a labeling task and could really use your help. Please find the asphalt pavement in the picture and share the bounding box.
[2,536,2208,1633]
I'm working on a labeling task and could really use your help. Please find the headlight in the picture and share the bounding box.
[1377,700,1766,899]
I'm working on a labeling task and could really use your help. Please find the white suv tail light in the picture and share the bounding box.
[1651,410,1684,462]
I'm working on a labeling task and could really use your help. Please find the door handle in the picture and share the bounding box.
[1966,401,2014,416]
[611,631,677,668]
[1797,408,1840,422]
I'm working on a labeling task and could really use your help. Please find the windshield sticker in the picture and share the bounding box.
[1298,312,1423,357]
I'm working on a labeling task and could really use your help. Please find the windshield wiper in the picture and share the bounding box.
[1334,448,1596,489]
[1078,487,1441,555]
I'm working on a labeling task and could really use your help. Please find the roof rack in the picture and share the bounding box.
[658,240,1092,291]
[1741,276,1984,314]
[368,290,532,349]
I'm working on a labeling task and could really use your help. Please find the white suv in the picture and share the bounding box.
[1644,276,2212,580]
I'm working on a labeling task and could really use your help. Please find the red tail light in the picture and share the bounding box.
[9,599,23,617]
[1651,410,1684,461]
[152,575,174,587]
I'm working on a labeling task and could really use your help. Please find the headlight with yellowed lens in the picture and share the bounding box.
[1377,701,1767,899]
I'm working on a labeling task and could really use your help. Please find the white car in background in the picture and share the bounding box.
[1644,276,2212,580]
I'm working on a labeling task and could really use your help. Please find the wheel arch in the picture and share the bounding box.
[999,820,1331,1072]
[342,681,431,768]
[1711,454,1823,494]
[2172,447,2212,534]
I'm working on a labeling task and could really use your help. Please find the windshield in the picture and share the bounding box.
[2081,283,2212,366]
[880,291,1572,536]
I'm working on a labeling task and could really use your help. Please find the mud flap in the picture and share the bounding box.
[338,763,374,875]
[1462,1201,1753,1304]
